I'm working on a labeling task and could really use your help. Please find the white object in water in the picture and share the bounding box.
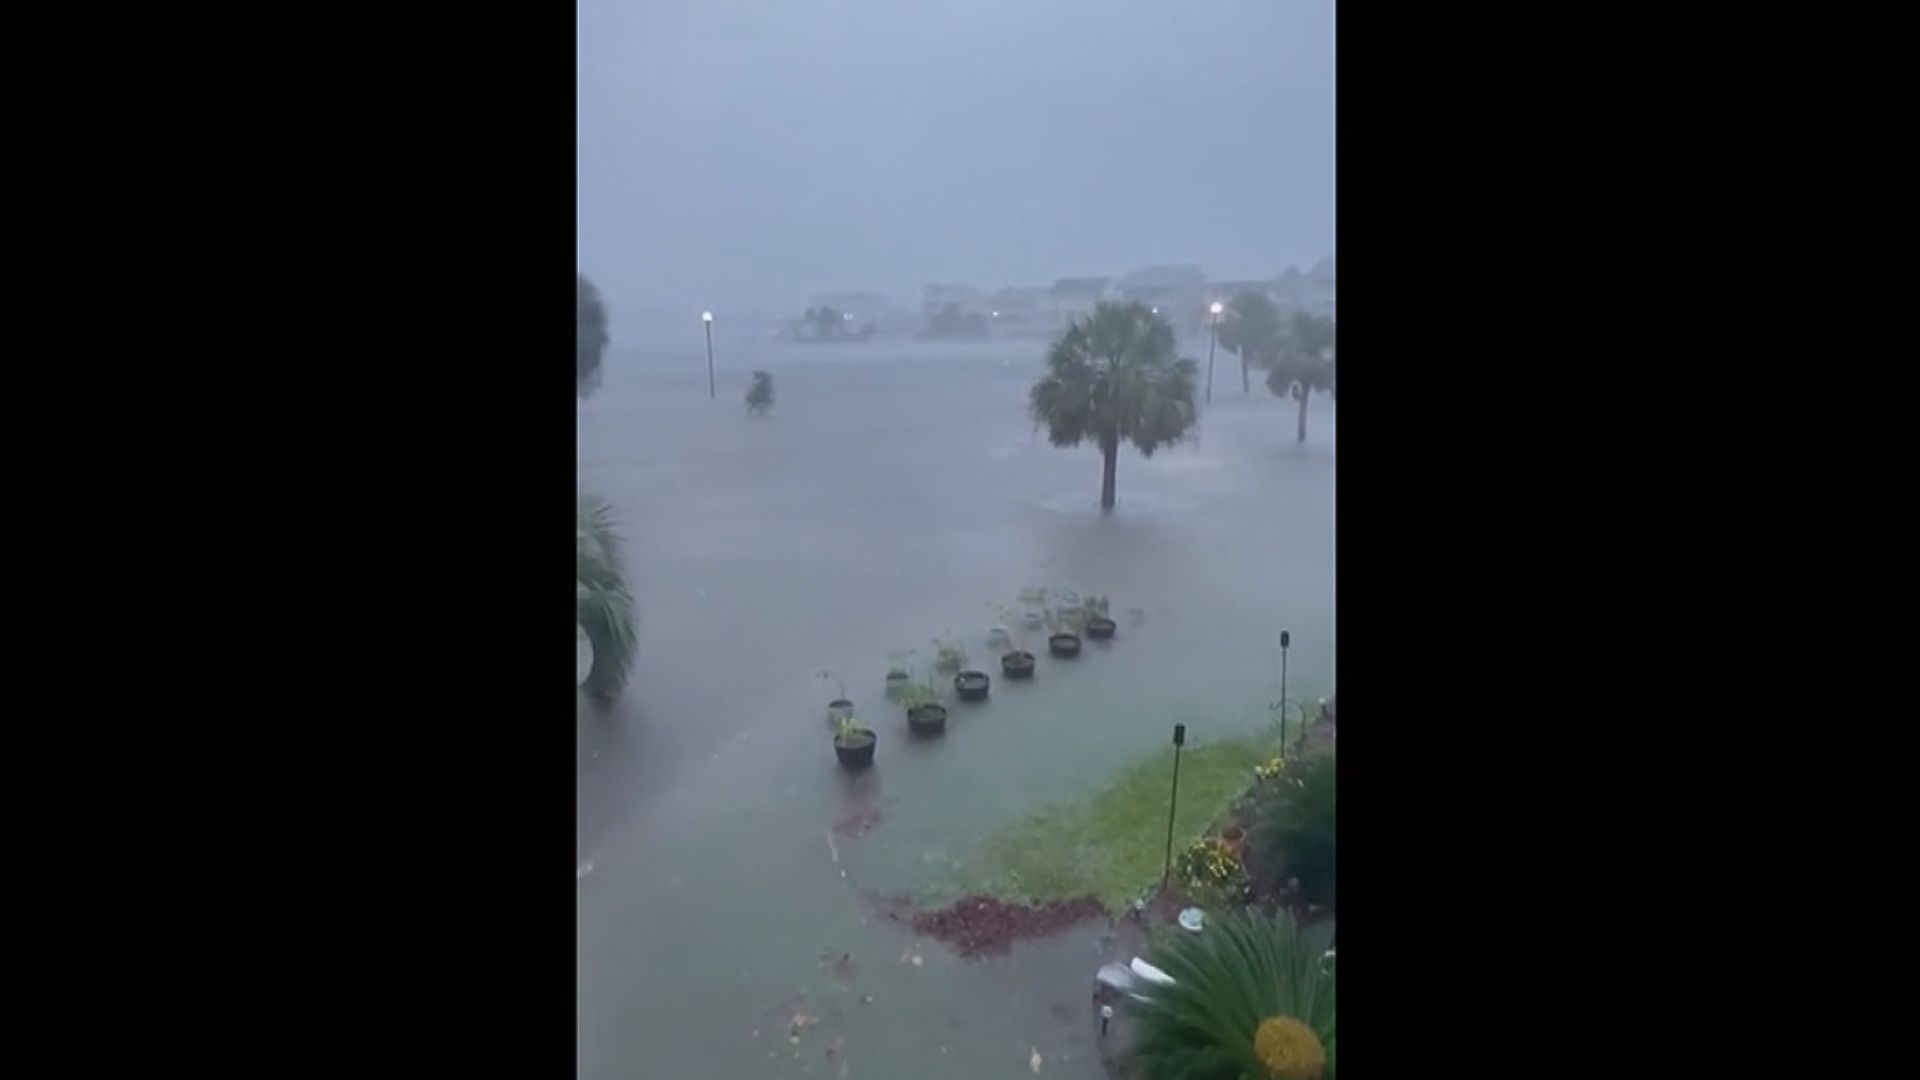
[576,858,596,880]
[1129,957,1176,987]
[1095,962,1136,993]
[576,626,594,688]
[1178,907,1206,932]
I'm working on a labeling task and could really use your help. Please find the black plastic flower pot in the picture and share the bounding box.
[907,703,949,736]
[954,670,990,701]
[1085,616,1117,640]
[827,699,855,725]
[1049,633,1082,658]
[884,672,911,699]
[833,729,877,770]
[1001,651,1035,679]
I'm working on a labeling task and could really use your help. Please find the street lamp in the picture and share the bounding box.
[701,311,715,400]
[1206,301,1224,404]
[1162,722,1187,888]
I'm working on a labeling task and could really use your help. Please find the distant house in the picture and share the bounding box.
[1118,264,1206,299]
[1305,257,1335,318]
[923,283,987,317]
[1269,267,1305,311]
[1050,276,1114,321]
[809,290,905,327]
[987,286,1053,333]
[1211,279,1280,306]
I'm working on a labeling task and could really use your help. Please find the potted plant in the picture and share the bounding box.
[931,636,968,675]
[1049,631,1082,658]
[832,714,876,770]
[954,669,990,701]
[899,680,948,736]
[995,603,1036,678]
[819,667,854,725]
[884,649,915,700]
[1086,614,1117,639]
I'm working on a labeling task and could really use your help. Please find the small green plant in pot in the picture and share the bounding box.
[931,636,968,674]
[832,714,876,770]
[899,672,948,735]
[884,649,916,700]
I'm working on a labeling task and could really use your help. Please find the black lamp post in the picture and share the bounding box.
[1205,301,1223,404]
[1278,630,1291,753]
[1162,722,1186,888]
[701,310,715,399]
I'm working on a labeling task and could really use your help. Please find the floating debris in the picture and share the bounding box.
[909,895,1107,958]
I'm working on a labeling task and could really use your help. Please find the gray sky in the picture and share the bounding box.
[577,0,1333,313]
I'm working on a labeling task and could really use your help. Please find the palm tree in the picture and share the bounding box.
[1217,291,1284,395]
[578,273,609,398]
[1131,911,1336,1080]
[1030,301,1198,510]
[576,495,637,704]
[1266,312,1336,444]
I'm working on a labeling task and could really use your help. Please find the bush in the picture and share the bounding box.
[1131,910,1335,1079]
[745,370,774,414]
[1250,753,1335,905]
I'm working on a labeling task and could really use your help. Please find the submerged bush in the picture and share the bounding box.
[1250,753,1335,905]
[745,370,774,414]
[1131,910,1335,1080]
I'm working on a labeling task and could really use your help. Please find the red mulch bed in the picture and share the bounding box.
[909,894,1109,958]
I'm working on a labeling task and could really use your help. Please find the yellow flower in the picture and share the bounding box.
[1253,1016,1326,1080]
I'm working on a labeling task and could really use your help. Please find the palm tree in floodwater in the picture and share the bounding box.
[1266,312,1336,444]
[1030,301,1199,511]
[577,495,637,704]
[1216,291,1284,395]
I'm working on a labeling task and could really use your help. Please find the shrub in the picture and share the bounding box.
[1175,836,1249,908]
[1131,910,1335,1079]
[745,370,774,414]
[1250,753,1335,905]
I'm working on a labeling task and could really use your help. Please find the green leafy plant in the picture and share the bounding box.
[931,636,968,673]
[832,714,870,746]
[884,649,916,699]
[1250,753,1335,905]
[1174,836,1249,908]
[576,495,637,704]
[1131,911,1335,1080]
[895,667,943,710]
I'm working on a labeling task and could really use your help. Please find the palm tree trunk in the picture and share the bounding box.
[1241,350,1251,394]
[1100,437,1118,510]
[1295,386,1310,444]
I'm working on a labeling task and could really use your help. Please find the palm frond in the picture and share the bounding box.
[1131,911,1336,1080]
[577,494,637,704]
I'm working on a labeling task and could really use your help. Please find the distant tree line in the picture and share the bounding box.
[795,305,875,343]
[1216,292,1336,443]
[918,302,989,341]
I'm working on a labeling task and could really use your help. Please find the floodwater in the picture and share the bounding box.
[576,331,1334,1079]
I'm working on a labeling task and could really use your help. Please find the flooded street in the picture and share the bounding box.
[576,334,1334,1078]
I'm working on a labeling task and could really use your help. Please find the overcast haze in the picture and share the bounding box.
[577,0,1334,313]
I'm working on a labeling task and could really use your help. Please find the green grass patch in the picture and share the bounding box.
[949,733,1273,910]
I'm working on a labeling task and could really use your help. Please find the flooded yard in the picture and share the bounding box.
[576,335,1334,1078]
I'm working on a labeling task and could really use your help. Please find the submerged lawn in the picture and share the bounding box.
[951,732,1273,910]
